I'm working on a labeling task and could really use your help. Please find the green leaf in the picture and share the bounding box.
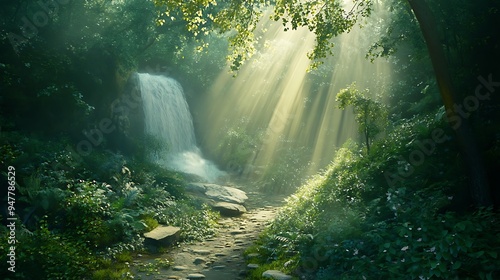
[487,251,498,258]
[439,262,447,273]
[430,260,438,269]
[474,251,485,258]
[452,261,461,270]
[455,222,466,231]
[131,221,148,231]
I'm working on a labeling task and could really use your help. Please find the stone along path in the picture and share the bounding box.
[132,185,289,280]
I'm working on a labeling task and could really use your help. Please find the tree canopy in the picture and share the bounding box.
[154,0,499,207]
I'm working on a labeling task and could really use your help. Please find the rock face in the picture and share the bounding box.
[212,202,247,217]
[144,225,181,248]
[262,270,293,280]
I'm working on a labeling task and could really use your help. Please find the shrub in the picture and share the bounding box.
[246,116,500,279]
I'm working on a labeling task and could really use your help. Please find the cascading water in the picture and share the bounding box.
[137,73,225,182]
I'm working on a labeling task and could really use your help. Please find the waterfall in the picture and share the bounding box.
[137,73,225,182]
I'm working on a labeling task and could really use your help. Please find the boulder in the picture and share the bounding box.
[143,225,181,248]
[186,183,207,193]
[212,202,247,217]
[186,183,248,204]
[203,184,248,204]
[262,270,293,280]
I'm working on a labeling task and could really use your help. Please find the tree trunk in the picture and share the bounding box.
[407,0,492,207]
[364,104,370,155]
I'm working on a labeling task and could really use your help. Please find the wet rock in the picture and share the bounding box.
[193,257,207,265]
[186,273,206,279]
[172,265,188,271]
[212,265,226,270]
[262,270,293,280]
[246,253,260,259]
[247,263,259,269]
[212,202,247,217]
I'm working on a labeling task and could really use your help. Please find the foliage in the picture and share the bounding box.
[0,133,218,279]
[0,0,210,141]
[154,0,267,71]
[133,257,172,276]
[156,201,219,241]
[153,0,373,71]
[215,119,261,175]
[246,114,500,279]
[336,83,387,154]
[6,220,98,280]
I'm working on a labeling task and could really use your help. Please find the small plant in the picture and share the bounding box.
[134,258,172,275]
[142,216,159,231]
[336,83,388,154]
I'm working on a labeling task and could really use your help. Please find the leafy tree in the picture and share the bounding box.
[336,83,387,155]
[154,0,498,207]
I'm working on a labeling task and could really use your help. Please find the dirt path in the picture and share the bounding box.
[132,190,287,280]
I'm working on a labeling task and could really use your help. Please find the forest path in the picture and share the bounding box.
[132,188,288,280]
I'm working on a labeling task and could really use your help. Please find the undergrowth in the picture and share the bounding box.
[245,115,500,279]
[0,133,219,279]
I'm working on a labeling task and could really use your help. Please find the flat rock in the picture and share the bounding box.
[192,249,211,255]
[172,265,188,271]
[186,273,206,279]
[212,202,247,217]
[262,270,293,280]
[246,253,260,259]
[143,225,180,247]
[247,263,260,269]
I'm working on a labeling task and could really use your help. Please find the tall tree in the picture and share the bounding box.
[406,0,492,207]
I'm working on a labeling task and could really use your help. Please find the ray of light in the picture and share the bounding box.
[193,3,392,183]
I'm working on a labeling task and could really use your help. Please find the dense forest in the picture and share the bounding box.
[1,0,499,279]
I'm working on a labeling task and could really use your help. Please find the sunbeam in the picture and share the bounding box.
[193,4,392,185]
